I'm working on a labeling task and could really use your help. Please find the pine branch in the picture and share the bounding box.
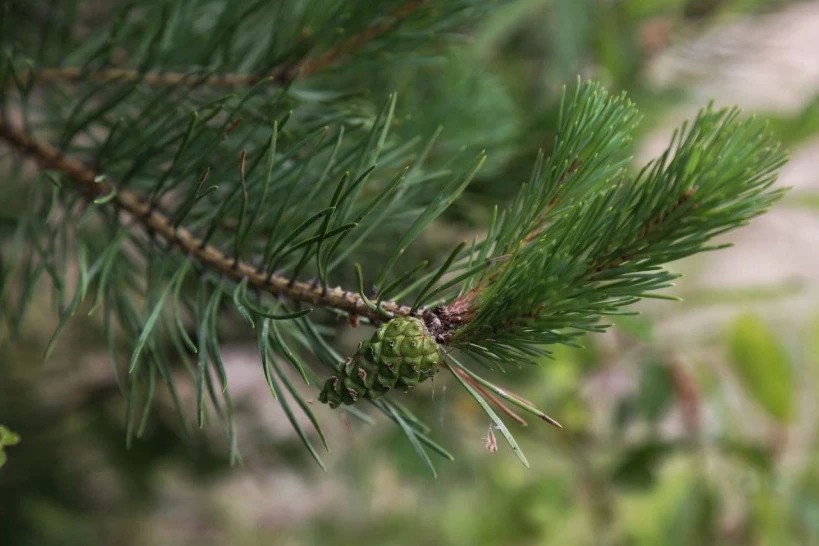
[0,78,786,368]
[0,17,788,474]
[449,94,787,363]
[23,0,429,89]
[0,118,413,322]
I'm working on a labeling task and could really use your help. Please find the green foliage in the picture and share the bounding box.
[728,313,795,422]
[0,425,20,468]
[2,3,817,545]
[453,84,786,364]
[0,0,788,474]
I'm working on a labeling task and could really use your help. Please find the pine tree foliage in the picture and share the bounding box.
[0,1,786,473]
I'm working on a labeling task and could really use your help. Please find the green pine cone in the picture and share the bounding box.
[319,316,442,408]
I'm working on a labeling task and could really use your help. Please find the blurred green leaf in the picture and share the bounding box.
[612,441,675,488]
[795,459,819,537]
[637,361,675,421]
[727,314,795,422]
[719,439,774,473]
[766,93,819,146]
[667,480,718,546]
[615,398,637,431]
[753,479,793,546]
[0,425,18,445]
[0,424,21,468]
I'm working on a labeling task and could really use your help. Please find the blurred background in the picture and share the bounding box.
[2,0,819,544]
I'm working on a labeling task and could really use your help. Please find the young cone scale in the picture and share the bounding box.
[319,317,442,408]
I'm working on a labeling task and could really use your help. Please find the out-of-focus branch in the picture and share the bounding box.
[27,0,427,89]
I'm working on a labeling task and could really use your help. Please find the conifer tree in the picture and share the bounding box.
[0,1,786,474]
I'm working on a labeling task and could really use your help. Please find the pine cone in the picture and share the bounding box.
[319,317,442,408]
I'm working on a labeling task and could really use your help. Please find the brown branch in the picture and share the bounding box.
[0,118,413,323]
[28,0,427,89]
